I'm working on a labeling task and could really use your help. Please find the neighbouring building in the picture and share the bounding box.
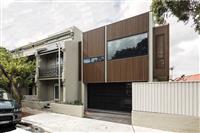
[12,26,82,103]
[175,74,200,81]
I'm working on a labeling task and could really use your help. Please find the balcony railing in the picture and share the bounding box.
[39,65,63,78]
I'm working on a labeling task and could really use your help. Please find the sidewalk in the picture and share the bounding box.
[22,112,172,133]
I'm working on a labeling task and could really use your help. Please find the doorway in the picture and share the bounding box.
[54,84,59,100]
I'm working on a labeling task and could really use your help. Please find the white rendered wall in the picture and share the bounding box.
[148,11,153,82]
[63,41,79,102]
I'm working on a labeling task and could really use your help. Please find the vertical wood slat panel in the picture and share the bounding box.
[83,62,105,83]
[83,27,105,57]
[107,12,149,41]
[107,55,148,82]
[83,27,105,83]
[132,82,200,117]
[153,25,169,81]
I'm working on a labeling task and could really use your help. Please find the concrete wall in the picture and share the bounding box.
[132,111,199,133]
[37,80,62,101]
[22,100,50,109]
[37,81,47,100]
[47,82,54,101]
[72,26,82,43]
[50,103,84,117]
[63,41,80,103]
[132,81,200,132]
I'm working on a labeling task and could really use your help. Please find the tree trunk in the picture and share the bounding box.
[0,63,22,103]
[11,83,21,104]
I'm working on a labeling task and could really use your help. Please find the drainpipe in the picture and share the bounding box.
[58,42,61,101]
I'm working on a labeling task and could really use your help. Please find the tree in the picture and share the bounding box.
[0,47,35,103]
[151,0,200,34]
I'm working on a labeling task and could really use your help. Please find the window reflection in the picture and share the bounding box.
[107,33,148,60]
[84,56,105,64]
[83,58,91,64]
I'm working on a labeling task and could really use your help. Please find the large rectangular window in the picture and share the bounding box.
[107,33,148,60]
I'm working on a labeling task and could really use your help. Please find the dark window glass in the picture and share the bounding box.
[107,33,148,60]
[54,85,59,99]
[84,56,105,64]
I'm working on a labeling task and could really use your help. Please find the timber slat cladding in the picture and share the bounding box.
[83,12,151,83]
[153,25,169,81]
[107,55,149,82]
[83,62,105,83]
[83,27,105,57]
[107,12,149,41]
[83,27,105,83]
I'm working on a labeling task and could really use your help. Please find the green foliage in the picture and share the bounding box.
[151,0,200,34]
[0,47,35,103]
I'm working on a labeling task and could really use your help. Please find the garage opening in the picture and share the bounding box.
[87,83,132,112]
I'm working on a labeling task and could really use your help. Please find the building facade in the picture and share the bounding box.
[13,26,82,103]
[83,12,169,112]
[14,11,169,112]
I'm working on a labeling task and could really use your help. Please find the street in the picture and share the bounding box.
[0,125,29,133]
[0,123,47,133]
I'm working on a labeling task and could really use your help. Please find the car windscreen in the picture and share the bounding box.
[0,90,12,100]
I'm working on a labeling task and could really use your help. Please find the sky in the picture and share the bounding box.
[0,0,199,78]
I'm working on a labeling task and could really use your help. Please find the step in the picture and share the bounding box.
[85,109,131,125]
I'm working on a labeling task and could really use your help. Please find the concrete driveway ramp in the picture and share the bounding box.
[22,112,172,132]
[22,113,133,132]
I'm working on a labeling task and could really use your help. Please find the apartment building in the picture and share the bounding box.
[13,26,82,103]
[83,12,169,112]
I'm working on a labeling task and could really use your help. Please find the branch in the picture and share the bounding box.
[0,63,12,82]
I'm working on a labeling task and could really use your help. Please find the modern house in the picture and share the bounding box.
[83,12,169,112]
[12,26,82,103]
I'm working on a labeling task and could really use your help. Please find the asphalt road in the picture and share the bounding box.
[0,125,29,133]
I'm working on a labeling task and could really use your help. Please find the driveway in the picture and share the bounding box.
[22,112,172,132]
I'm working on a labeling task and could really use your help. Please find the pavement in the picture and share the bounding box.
[22,112,173,133]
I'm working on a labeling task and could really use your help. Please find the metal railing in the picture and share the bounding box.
[39,65,63,78]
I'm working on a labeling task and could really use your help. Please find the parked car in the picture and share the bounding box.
[0,88,21,126]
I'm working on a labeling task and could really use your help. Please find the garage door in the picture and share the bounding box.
[88,83,132,112]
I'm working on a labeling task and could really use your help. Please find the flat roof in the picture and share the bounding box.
[12,26,80,52]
